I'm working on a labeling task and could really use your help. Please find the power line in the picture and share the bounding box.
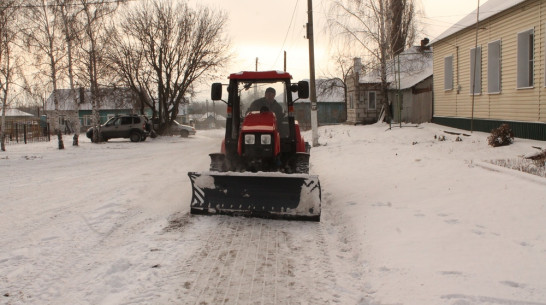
[271,0,299,70]
[1,0,136,10]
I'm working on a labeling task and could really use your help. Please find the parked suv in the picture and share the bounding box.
[86,114,150,142]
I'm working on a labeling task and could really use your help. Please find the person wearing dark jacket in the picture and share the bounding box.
[247,87,284,120]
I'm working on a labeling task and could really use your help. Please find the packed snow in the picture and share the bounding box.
[1,123,545,305]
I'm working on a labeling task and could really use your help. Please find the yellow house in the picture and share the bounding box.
[431,0,546,140]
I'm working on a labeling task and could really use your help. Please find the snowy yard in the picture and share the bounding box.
[1,123,545,305]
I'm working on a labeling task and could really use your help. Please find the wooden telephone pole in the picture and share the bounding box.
[307,0,319,146]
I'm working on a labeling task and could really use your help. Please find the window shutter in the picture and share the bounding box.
[517,29,533,88]
[488,41,501,93]
[368,92,376,110]
[444,56,453,90]
[470,47,482,94]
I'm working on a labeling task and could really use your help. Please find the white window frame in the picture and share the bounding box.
[83,115,93,126]
[517,28,534,89]
[444,55,454,91]
[487,40,501,94]
[57,115,66,125]
[470,46,482,95]
[368,91,377,110]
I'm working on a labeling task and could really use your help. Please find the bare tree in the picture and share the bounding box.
[57,0,83,146]
[388,0,416,56]
[109,0,231,133]
[328,0,418,120]
[0,0,20,151]
[108,17,154,117]
[77,0,123,143]
[318,48,357,122]
[23,0,67,149]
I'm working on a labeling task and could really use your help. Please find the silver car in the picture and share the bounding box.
[173,120,196,138]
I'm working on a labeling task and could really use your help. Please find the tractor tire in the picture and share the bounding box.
[180,130,189,138]
[294,153,310,174]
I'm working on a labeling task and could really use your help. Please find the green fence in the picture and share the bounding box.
[433,117,546,141]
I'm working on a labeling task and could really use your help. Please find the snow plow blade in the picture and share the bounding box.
[188,172,321,221]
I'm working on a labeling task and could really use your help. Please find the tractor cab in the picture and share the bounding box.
[211,71,309,170]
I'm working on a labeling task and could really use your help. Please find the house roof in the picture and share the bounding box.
[358,46,433,90]
[45,88,138,111]
[1,108,35,117]
[431,0,526,44]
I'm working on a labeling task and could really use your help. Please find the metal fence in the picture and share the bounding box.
[2,120,50,145]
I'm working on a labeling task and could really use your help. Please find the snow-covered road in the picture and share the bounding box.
[2,123,546,305]
[1,129,365,304]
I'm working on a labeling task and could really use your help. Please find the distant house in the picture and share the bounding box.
[431,0,546,140]
[2,108,35,120]
[347,58,385,124]
[284,79,346,129]
[1,108,37,129]
[191,112,227,129]
[45,87,151,131]
[347,41,433,125]
[388,45,433,124]
[1,108,44,143]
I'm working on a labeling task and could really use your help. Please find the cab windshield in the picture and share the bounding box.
[238,81,289,135]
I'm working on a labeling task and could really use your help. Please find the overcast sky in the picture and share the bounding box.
[192,0,481,99]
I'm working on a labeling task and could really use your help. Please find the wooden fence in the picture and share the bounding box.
[2,119,50,145]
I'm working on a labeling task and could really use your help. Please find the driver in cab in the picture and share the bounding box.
[247,87,284,120]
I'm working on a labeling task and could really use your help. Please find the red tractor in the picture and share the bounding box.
[188,71,321,221]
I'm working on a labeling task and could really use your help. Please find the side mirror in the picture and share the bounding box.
[297,81,309,99]
[211,83,222,100]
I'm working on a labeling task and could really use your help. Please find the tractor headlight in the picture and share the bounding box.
[261,134,271,145]
[244,134,255,145]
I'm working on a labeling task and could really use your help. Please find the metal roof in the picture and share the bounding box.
[358,46,433,90]
[431,0,527,44]
[1,108,35,117]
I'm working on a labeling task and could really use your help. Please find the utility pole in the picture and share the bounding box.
[255,57,258,96]
[307,0,319,146]
[284,51,287,72]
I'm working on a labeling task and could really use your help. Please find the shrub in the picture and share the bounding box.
[488,124,514,147]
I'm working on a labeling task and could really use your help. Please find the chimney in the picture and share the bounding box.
[420,38,430,51]
[354,57,362,76]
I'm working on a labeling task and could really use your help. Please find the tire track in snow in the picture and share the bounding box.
[117,190,368,304]
[151,216,340,304]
